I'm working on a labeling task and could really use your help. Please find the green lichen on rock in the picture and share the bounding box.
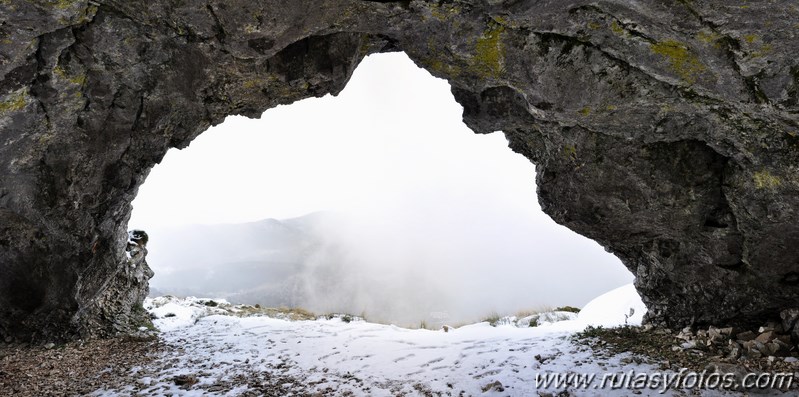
[53,0,79,10]
[650,39,706,84]
[610,20,625,35]
[753,170,781,189]
[0,89,28,114]
[472,22,505,78]
[563,145,577,160]
[749,43,773,58]
[695,30,721,48]
[242,78,268,89]
[428,58,462,78]
[53,66,87,86]
[428,2,460,21]
[243,24,259,34]
[424,38,463,78]
[740,34,774,58]
[48,0,84,11]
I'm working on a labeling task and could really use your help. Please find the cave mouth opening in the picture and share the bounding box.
[129,52,632,327]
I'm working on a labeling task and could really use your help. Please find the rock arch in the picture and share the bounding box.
[1,0,797,340]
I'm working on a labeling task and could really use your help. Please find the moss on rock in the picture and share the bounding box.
[650,39,706,84]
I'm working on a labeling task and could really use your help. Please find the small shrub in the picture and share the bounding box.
[419,320,428,330]
[164,313,176,318]
[254,304,261,309]
[138,320,157,331]
[285,307,315,319]
[529,317,540,327]
[572,325,713,372]
[482,312,501,327]
[554,306,581,313]
[514,306,553,318]
[578,325,606,338]
[204,300,218,307]
[342,315,352,323]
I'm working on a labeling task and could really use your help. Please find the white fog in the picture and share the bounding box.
[129,52,633,327]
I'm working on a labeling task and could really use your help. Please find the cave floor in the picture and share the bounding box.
[0,336,163,396]
[1,293,793,396]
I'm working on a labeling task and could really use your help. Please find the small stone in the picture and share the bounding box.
[785,357,799,363]
[719,327,735,336]
[681,341,697,350]
[706,362,749,390]
[708,327,722,340]
[737,331,756,341]
[780,308,799,332]
[728,344,742,359]
[481,380,504,393]
[753,341,770,355]
[774,339,792,352]
[44,342,55,350]
[173,374,198,387]
[755,330,776,343]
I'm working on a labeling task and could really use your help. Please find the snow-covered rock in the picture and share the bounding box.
[577,283,647,327]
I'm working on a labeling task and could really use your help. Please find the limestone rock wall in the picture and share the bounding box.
[0,0,797,340]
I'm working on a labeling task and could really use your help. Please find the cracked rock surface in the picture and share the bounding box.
[1,0,798,340]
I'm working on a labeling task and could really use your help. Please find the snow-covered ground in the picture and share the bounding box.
[93,285,770,396]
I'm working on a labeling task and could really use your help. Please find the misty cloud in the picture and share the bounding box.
[131,52,633,327]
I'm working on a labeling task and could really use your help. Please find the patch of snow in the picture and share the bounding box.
[515,311,579,328]
[144,296,231,332]
[577,283,647,327]
[96,285,743,396]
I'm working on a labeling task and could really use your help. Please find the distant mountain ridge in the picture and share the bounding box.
[142,210,634,327]
[145,213,329,307]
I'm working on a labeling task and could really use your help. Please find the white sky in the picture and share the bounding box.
[130,52,633,311]
[131,52,544,227]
